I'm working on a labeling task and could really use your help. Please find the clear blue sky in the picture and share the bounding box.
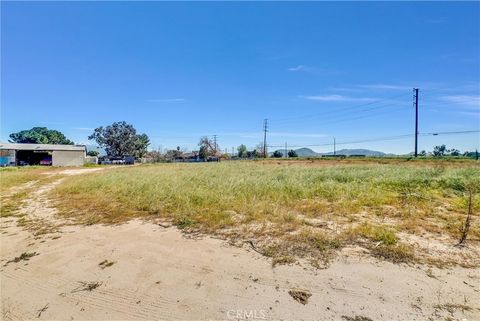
[2,2,479,154]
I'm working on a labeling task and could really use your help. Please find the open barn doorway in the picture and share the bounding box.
[16,150,52,166]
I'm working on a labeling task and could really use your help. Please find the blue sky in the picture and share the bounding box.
[1,2,479,154]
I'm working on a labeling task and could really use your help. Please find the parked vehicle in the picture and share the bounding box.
[99,156,135,165]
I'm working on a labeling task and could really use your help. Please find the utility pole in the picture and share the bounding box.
[333,137,336,156]
[263,119,268,158]
[285,142,288,158]
[413,88,419,157]
[213,134,217,154]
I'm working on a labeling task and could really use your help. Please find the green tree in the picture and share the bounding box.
[272,150,283,158]
[246,150,258,158]
[87,150,99,157]
[199,146,208,160]
[288,150,298,158]
[449,149,461,156]
[433,145,447,157]
[134,133,150,158]
[237,144,247,158]
[88,121,150,158]
[9,127,74,145]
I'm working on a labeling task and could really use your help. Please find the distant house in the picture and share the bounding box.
[174,151,201,162]
[0,143,86,166]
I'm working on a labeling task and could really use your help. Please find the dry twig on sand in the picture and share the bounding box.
[71,281,103,293]
[36,304,49,318]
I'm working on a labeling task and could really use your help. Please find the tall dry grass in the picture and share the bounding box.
[48,161,480,266]
[52,162,478,230]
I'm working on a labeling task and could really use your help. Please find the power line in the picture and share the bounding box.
[267,130,480,148]
[270,92,410,125]
[272,104,408,130]
[270,102,410,129]
[268,134,413,148]
[423,130,480,136]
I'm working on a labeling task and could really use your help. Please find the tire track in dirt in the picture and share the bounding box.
[3,254,186,320]
[3,268,194,320]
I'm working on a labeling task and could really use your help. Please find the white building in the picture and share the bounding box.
[0,143,86,166]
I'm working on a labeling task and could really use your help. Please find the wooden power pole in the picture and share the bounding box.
[413,88,419,157]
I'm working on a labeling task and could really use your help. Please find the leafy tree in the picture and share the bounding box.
[9,127,74,145]
[433,145,447,157]
[165,149,183,160]
[198,136,218,158]
[86,150,99,157]
[288,149,298,158]
[246,150,258,158]
[145,150,163,162]
[88,121,150,158]
[463,150,479,159]
[418,150,427,157]
[133,134,150,158]
[199,146,208,160]
[449,149,460,156]
[237,144,247,158]
[272,150,283,158]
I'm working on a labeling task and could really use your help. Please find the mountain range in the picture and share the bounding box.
[276,147,390,157]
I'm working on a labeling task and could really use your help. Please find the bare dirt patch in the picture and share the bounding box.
[2,220,479,320]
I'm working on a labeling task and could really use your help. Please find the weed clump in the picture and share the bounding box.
[262,229,343,267]
[355,223,398,245]
[370,243,415,263]
[288,289,312,305]
[5,252,39,265]
[176,216,194,229]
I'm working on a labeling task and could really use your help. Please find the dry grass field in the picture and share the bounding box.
[46,159,480,268]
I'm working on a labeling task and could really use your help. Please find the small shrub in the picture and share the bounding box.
[272,255,296,266]
[356,224,398,245]
[371,243,415,263]
[176,215,194,229]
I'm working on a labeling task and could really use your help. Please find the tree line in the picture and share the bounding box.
[8,122,150,159]
[7,123,478,160]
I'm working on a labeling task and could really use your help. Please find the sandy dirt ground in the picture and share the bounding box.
[1,168,479,321]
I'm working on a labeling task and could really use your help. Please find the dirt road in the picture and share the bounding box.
[1,168,479,320]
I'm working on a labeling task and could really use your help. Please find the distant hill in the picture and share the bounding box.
[271,148,320,157]
[295,148,320,157]
[272,148,389,157]
[322,149,387,157]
